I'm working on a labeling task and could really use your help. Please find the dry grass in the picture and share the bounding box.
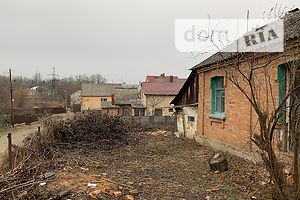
[0,113,275,199]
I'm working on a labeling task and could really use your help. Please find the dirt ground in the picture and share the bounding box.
[0,123,38,160]
[0,113,73,164]
[42,131,273,200]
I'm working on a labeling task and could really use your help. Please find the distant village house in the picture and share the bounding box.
[141,73,186,116]
[81,83,121,111]
[80,83,144,116]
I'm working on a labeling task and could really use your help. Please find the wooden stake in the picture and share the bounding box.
[7,133,13,170]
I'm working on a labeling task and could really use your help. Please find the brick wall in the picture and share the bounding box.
[197,67,253,151]
[196,50,300,152]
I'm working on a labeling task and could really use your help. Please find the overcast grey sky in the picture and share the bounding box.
[0,0,298,83]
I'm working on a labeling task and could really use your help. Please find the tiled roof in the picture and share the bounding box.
[141,81,186,96]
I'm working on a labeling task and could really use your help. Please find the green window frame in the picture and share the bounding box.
[209,76,226,120]
[278,64,285,124]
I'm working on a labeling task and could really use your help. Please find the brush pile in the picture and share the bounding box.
[0,112,137,199]
[43,112,131,149]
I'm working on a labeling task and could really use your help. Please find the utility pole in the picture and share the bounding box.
[9,69,14,128]
[246,10,250,32]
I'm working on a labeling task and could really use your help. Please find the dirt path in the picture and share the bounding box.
[0,113,72,160]
[0,123,38,161]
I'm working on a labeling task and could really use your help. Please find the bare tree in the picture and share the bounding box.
[146,96,165,116]
[210,49,300,199]
[90,74,106,84]
[194,8,300,199]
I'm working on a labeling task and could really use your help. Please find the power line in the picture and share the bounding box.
[48,67,59,93]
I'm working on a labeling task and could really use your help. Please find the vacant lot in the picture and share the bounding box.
[43,131,273,200]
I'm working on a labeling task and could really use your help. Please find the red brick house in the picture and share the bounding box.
[172,10,300,156]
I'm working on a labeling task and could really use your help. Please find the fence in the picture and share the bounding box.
[12,107,67,125]
[14,114,39,125]
[121,116,176,130]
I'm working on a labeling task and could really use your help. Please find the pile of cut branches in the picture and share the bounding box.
[0,112,138,199]
[0,131,60,199]
[43,112,131,149]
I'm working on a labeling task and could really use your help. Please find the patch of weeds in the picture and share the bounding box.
[221,185,244,199]
[222,185,233,194]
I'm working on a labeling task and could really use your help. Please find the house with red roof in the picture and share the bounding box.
[141,73,186,116]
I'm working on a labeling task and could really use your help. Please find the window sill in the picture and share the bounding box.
[209,113,226,120]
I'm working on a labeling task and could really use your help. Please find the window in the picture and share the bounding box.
[134,109,139,116]
[140,109,145,116]
[210,76,225,119]
[154,108,162,116]
[188,116,195,122]
[101,98,107,102]
[278,62,300,123]
[122,108,129,116]
[278,64,285,124]
[134,108,146,116]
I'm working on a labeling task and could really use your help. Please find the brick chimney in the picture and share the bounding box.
[170,75,174,82]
